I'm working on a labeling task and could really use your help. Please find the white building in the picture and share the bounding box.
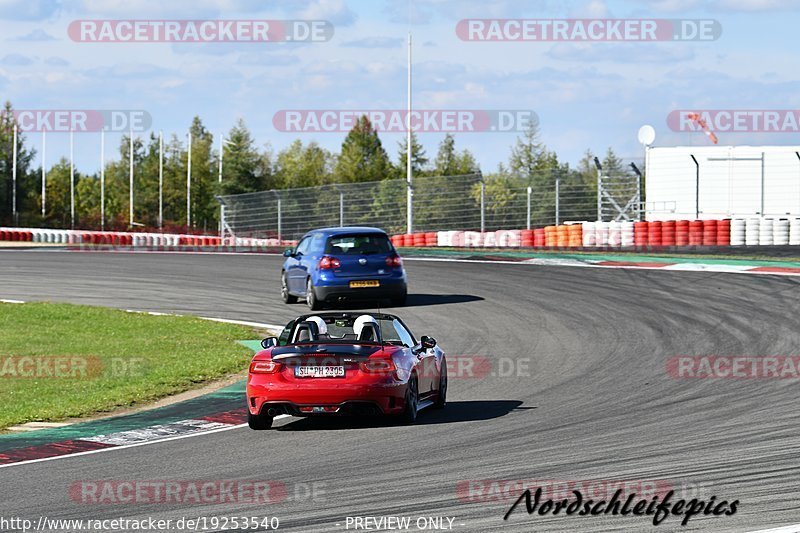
[645,145,800,220]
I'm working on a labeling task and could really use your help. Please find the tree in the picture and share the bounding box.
[220,118,273,196]
[334,115,393,183]
[0,101,36,225]
[433,134,478,176]
[397,131,428,177]
[274,140,334,189]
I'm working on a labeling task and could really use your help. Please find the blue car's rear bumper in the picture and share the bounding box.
[313,272,407,301]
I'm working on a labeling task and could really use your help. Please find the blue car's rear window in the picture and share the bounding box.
[325,234,392,255]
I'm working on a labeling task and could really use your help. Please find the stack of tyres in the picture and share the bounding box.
[634,222,648,246]
[556,225,569,247]
[647,221,663,247]
[702,220,718,246]
[688,221,703,245]
[759,219,774,246]
[582,222,596,247]
[544,226,557,247]
[521,230,534,247]
[567,224,582,247]
[607,221,621,247]
[533,228,546,247]
[731,219,746,246]
[620,222,635,247]
[661,220,676,246]
[424,232,437,247]
[717,219,731,246]
[773,219,790,245]
[790,219,800,245]
[412,233,426,247]
[675,220,690,246]
[745,219,760,245]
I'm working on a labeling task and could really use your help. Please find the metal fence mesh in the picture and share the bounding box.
[218,170,640,240]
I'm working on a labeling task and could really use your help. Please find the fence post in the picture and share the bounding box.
[479,173,485,233]
[270,190,282,242]
[334,185,344,227]
[526,186,532,230]
[555,176,560,225]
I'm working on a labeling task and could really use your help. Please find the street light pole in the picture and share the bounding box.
[129,127,134,226]
[187,131,192,227]
[12,126,17,225]
[41,130,46,217]
[70,129,75,229]
[100,129,105,230]
[159,131,163,228]
[406,31,413,235]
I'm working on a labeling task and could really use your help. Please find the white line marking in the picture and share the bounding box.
[747,525,800,533]
[0,415,291,470]
[198,316,284,331]
[0,298,25,303]
[404,256,800,277]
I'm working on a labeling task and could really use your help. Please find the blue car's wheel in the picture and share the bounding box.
[282,273,298,304]
[306,279,322,311]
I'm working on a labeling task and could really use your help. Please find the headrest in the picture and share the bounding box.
[292,320,320,343]
[354,315,380,342]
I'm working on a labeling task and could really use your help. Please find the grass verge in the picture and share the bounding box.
[0,302,258,429]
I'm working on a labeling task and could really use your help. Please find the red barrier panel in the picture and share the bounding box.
[661,220,676,246]
[702,220,718,246]
[688,220,703,245]
[634,222,648,246]
[0,230,6,241]
[675,220,689,246]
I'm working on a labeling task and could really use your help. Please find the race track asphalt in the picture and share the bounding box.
[0,250,799,532]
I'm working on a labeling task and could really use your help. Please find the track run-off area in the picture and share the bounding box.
[0,250,799,532]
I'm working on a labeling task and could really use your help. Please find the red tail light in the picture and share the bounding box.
[319,256,341,269]
[250,360,282,374]
[385,254,403,268]
[360,359,397,374]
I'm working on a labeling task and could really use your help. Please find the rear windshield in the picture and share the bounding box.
[325,234,391,255]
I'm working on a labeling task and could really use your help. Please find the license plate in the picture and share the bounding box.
[295,366,345,378]
[349,280,380,288]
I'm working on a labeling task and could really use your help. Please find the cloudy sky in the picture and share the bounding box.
[1,0,798,174]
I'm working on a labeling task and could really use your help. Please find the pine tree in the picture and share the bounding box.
[334,115,393,183]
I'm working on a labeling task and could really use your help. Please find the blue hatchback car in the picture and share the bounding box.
[280,227,408,310]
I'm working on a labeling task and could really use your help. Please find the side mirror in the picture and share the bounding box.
[282,248,294,257]
[261,337,279,349]
[413,335,437,354]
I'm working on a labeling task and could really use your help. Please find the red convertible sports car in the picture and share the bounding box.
[246,312,447,429]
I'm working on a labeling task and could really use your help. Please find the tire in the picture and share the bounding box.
[306,278,322,311]
[281,273,298,304]
[400,375,419,424]
[433,358,447,409]
[248,411,273,430]
[390,292,407,307]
